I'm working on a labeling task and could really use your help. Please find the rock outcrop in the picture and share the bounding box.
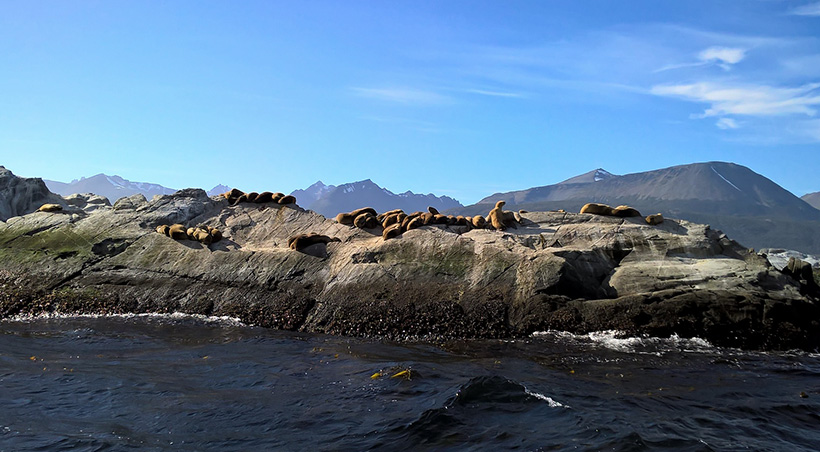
[0,186,819,351]
[0,167,66,221]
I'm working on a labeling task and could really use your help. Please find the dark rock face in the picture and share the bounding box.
[0,185,819,351]
[0,166,65,221]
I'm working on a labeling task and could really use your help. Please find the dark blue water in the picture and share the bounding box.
[1,314,819,451]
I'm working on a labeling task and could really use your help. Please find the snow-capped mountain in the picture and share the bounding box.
[294,179,462,217]
[44,174,177,203]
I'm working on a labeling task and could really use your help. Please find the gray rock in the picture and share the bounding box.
[0,166,65,221]
[0,190,818,351]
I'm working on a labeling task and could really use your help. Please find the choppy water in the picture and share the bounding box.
[1,314,819,451]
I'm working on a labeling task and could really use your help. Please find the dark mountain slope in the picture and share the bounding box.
[460,162,820,254]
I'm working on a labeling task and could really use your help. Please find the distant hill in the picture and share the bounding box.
[207,184,231,197]
[802,191,820,210]
[459,162,820,254]
[297,179,462,217]
[45,174,177,203]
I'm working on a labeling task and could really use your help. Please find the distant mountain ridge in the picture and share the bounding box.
[802,191,820,210]
[295,179,462,217]
[45,174,178,203]
[460,161,820,253]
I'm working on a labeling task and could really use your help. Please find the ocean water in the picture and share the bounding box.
[1,314,818,451]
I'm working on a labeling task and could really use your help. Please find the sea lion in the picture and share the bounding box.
[336,212,355,225]
[433,214,449,224]
[186,227,197,239]
[382,212,403,228]
[471,215,486,229]
[488,201,509,230]
[255,192,274,203]
[428,206,440,215]
[406,216,424,231]
[271,192,285,203]
[612,205,642,218]
[645,213,664,225]
[168,224,188,240]
[350,207,378,218]
[288,233,340,251]
[382,223,403,240]
[222,188,244,202]
[156,225,170,236]
[192,228,213,245]
[278,195,296,205]
[580,203,614,215]
[246,192,259,203]
[38,203,62,212]
[207,226,223,242]
[354,212,378,229]
[377,209,404,222]
[420,212,435,226]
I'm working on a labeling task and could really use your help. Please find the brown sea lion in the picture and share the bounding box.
[612,205,642,218]
[350,207,378,218]
[255,192,274,203]
[428,206,440,215]
[336,213,356,225]
[168,224,188,240]
[246,192,259,203]
[288,233,340,251]
[580,203,614,215]
[186,227,197,239]
[354,212,378,229]
[471,215,486,229]
[377,209,404,222]
[222,188,244,200]
[271,192,285,203]
[278,195,296,205]
[488,201,508,230]
[406,216,425,230]
[38,203,62,212]
[206,226,223,242]
[192,228,213,245]
[645,213,664,225]
[382,223,403,240]
[156,225,170,236]
[420,212,435,226]
[382,212,403,228]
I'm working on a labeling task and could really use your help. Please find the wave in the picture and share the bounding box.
[1,311,247,328]
[532,329,715,354]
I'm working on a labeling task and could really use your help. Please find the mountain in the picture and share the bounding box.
[802,191,820,210]
[207,184,231,197]
[299,179,462,217]
[290,181,337,210]
[460,162,820,254]
[44,174,177,203]
[0,166,65,221]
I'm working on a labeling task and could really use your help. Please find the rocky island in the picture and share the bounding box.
[1,167,818,351]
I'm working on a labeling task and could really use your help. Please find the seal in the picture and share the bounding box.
[38,203,62,212]
[168,224,188,240]
[354,212,378,229]
[288,233,340,251]
[382,223,403,240]
[580,203,614,216]
[428,206,440,215]
[254,192,274,203]
[278,195,296,205]
[156,224,170,236]
[471,215,487,229]
[645,213,664,225]
[612,205,642,218]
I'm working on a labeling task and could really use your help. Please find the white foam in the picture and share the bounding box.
[2,312,246,327]
[531,330,714,354]
[524,388,568,408]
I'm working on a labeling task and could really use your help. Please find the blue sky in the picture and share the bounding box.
[2,1,820,204]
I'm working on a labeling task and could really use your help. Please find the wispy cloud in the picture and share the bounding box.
[651,82,820,117]
[789,1,820,16]
[350,87,451,105]
[716,117,740,129]
[462,88,526,98]
[656,46,746,73]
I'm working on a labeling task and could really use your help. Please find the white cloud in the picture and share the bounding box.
[350,87,450,105]
[698,46,746,65]
[789,2,820,16]
[716,118,740,129]
[651,82,820,117]
[463,88,526,98]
